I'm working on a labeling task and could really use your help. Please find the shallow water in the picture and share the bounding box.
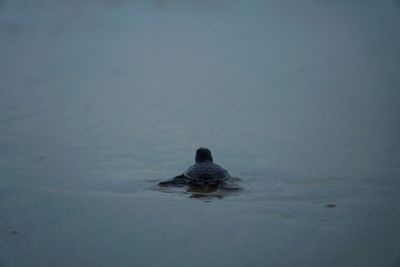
[1,0,400,266]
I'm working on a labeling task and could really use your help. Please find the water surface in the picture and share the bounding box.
[1,1,400,266]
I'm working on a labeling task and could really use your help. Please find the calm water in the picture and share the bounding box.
[1,1,400,266]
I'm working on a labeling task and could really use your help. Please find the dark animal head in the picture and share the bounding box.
[195,147,213,163]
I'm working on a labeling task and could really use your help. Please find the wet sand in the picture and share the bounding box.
[1,0,400,266]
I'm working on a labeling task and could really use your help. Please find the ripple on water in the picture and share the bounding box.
[152,177,243,202]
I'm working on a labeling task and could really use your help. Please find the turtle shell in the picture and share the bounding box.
[184,161,230,185]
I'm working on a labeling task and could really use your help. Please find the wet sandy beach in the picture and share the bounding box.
[1,0,400,266]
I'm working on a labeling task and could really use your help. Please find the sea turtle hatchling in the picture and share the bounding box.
[159,147,232,188]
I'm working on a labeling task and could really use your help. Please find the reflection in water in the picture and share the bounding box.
[186,184,243,201]
[187,181,240,197]
[155,177,243,201]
